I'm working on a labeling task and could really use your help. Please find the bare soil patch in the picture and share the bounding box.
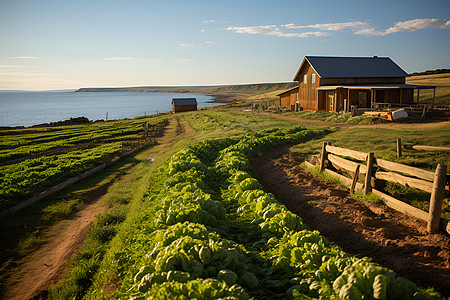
[253,148,450,296]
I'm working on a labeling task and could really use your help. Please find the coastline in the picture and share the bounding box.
[0,93,234,130]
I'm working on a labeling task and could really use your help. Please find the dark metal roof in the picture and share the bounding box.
[172,98,198,106]
[294,56,410,81]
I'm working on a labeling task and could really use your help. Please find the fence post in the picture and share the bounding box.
[427,164,447,234]
[319,142,327,173]
[350,165,360,194]
[397,138,402,157]
[364,153,374,195]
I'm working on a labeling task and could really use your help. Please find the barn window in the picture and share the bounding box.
[312,74,316,83]
[303,74,307,84]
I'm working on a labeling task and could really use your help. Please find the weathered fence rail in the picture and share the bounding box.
[310,142,449,234]
[396,138,450,157]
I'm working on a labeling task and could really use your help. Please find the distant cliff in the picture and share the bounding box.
[75,82,297,95]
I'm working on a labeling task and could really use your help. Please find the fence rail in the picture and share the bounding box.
[313,142,448,234]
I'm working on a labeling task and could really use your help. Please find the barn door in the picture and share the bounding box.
[328,94,335,112]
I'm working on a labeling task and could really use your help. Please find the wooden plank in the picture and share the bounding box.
[428,164,448,234]
[376,158,435,182]
[350,165,360,194]
[404,145,450,152]
[397,138,402,157]
[326,145,367,161]
[372,189,429,222]
[375,171,433,193]
[364,153,375,195]
[328,154,367,174]
[319,142,327,172]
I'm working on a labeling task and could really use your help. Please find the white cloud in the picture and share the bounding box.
[226,25,327,38]
[283,21,369,31]
[103,57,135,60]
[9,56,41,59]
[180,58,195,62]
[206,41,215,44]
[355,18,450,35]
[178,43,195,48]
[227,18,450,38]
[202,20,216,23]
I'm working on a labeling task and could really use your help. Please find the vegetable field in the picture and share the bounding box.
[0,116,168,211]
[72,127,441,299]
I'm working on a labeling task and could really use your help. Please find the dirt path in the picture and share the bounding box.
[2,193,111,300]
[253,148,450,296]
[0,117,194,300]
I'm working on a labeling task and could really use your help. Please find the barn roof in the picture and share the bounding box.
[293,56,410,81]
[172,98,198,106]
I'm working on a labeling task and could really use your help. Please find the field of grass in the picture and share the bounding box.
[406,73,450,106]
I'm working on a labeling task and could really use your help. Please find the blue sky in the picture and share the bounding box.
[1,0,449,90]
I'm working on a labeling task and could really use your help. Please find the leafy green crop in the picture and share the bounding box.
[76,127,441,299]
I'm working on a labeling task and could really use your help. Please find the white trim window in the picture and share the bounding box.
[312,74,316,84]
[303,74,307,84]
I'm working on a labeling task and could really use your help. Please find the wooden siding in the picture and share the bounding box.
[280,88,299,107]
[172,105,197,113]
[297,63,320,110]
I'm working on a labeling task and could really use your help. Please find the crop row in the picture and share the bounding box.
[0,116,166,163]
[0,142,123,210]
[83,127,440,299]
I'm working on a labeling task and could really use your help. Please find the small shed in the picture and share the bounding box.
[172,98,198,113]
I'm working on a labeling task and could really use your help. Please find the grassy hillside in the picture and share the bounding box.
[406,73,450,105]
[76,82,297,97]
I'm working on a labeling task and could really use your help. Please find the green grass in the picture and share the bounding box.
[286,111,381,125]
[290,124,450,171]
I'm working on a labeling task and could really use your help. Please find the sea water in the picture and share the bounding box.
[0,91,221,127]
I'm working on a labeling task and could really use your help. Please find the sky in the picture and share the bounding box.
[0,0,449,90]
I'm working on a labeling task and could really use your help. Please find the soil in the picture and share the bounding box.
[253,147,450,297]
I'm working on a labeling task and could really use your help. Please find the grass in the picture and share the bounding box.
[406,73,450,106]
[290,123,450,171]
[286,111,381,125]
[300,162,347,188]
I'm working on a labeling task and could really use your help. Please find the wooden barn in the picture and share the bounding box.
[172,98,198,113]
[279,56,436,112]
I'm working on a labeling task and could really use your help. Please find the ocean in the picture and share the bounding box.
[0,91,221,127]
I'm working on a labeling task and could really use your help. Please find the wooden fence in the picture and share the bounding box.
[306,142,449,234]
[396,138,450,157]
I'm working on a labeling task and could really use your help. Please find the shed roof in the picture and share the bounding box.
[294,56,410,81]
[172,98,198,106]
[276,86,299,96]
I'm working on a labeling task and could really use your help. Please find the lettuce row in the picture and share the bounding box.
[112,127,440,299]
